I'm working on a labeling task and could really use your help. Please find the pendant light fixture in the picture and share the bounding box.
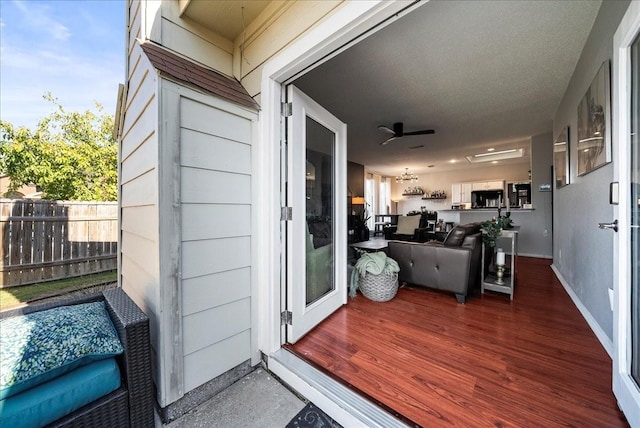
[395,168,418,183]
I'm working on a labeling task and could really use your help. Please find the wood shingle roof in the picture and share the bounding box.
[140,42,259,111]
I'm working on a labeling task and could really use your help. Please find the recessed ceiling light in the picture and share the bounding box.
[492,161,498,164]
[465,148,524,163]
[449,159,456,163]
[487,148,495,152]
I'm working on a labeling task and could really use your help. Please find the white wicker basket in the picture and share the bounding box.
[358,271,399,302]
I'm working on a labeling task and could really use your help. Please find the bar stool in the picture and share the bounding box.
[373,221,387,236]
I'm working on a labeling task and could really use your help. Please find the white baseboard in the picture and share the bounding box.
[518,253,553,259]
[550,264,613,358]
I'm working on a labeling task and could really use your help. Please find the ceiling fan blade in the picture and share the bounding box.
[404,129,435,136]
[377,125,395,135]
[379,136,397,146]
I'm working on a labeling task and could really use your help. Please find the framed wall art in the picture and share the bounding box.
[554,126,569,188]
[577,60,611,176]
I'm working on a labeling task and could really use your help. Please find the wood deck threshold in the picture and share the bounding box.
[289,257,629,427]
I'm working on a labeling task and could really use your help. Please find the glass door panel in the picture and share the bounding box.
[305,117,335,304]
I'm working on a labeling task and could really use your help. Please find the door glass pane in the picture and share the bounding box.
[630,33,640,384]
[305,117,335,305]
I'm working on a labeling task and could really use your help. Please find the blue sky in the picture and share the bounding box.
[0,0,125,129]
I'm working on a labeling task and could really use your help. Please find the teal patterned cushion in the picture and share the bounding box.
[0,301,124,400]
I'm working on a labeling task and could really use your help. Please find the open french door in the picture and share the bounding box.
[284,85,347,343]
[613,4,640,426]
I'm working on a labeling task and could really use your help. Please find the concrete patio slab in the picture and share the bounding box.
[161,368,305,428]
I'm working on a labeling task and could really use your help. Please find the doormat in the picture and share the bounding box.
[286,402,342,428]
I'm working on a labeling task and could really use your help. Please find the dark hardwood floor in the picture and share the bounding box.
[289,257,628,427]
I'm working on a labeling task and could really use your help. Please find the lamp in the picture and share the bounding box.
[395,168,418,183]
[351,197,366,205]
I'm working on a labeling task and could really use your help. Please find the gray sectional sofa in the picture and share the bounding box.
[388,223,483,303]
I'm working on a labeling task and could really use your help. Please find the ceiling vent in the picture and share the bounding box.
[465,148,524,164]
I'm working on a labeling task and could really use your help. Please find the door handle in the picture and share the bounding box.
[598,219,618,232]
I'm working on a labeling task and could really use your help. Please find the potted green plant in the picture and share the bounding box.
[481,214,513,248]
[480,219,502,249]
[481,214,514,275]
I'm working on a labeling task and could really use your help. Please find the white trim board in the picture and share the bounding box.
[550,264,613,358]
[267,350,408,428]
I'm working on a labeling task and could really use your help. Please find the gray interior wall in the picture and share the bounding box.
[552,0,630,343]
[529,132,554,258]
[348,161,365,197]
[454,133,553,258]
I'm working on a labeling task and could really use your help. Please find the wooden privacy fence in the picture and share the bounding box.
[0,199,118,287]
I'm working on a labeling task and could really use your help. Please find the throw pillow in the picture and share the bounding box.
[443,226,467,246]
[0,301,124,400]
[395,215,421,235]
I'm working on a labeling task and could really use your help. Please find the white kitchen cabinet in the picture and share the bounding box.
[461,183,473,202]
[451,183,473,203]
[451,183,462,204]
[472,180,504,191]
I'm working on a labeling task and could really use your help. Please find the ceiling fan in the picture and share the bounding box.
[378,122,435,145]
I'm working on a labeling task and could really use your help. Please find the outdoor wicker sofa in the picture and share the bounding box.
[0,287,154,428]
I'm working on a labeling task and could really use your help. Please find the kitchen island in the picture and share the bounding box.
[436,208,547,259]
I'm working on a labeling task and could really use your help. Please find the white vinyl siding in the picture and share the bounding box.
[183,331,251,393]
[128,0,142,58]
[120,26,161,369]
[146,0,234,77]
[177,93,256,393]
[123,3,168,404]
[233,1,343,98]
[182,268,251,316]
[160,16,233,76]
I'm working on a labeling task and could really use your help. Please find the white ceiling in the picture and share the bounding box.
[293,0,602,177]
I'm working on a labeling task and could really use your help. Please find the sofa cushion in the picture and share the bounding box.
[395,215,420,235]
[0,301,124,400]
[0,358,121,428]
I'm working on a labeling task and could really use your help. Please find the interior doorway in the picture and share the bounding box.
[258,4,421,426]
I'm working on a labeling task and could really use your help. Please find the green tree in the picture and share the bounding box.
[0,94,117,201]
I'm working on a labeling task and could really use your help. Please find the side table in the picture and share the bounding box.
[481,226,519,300]
[349,239,389,253]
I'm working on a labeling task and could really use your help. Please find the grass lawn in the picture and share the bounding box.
[0,271,117,310]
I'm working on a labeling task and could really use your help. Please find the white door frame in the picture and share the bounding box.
[255,0,425,356]
[613,2,640,425]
